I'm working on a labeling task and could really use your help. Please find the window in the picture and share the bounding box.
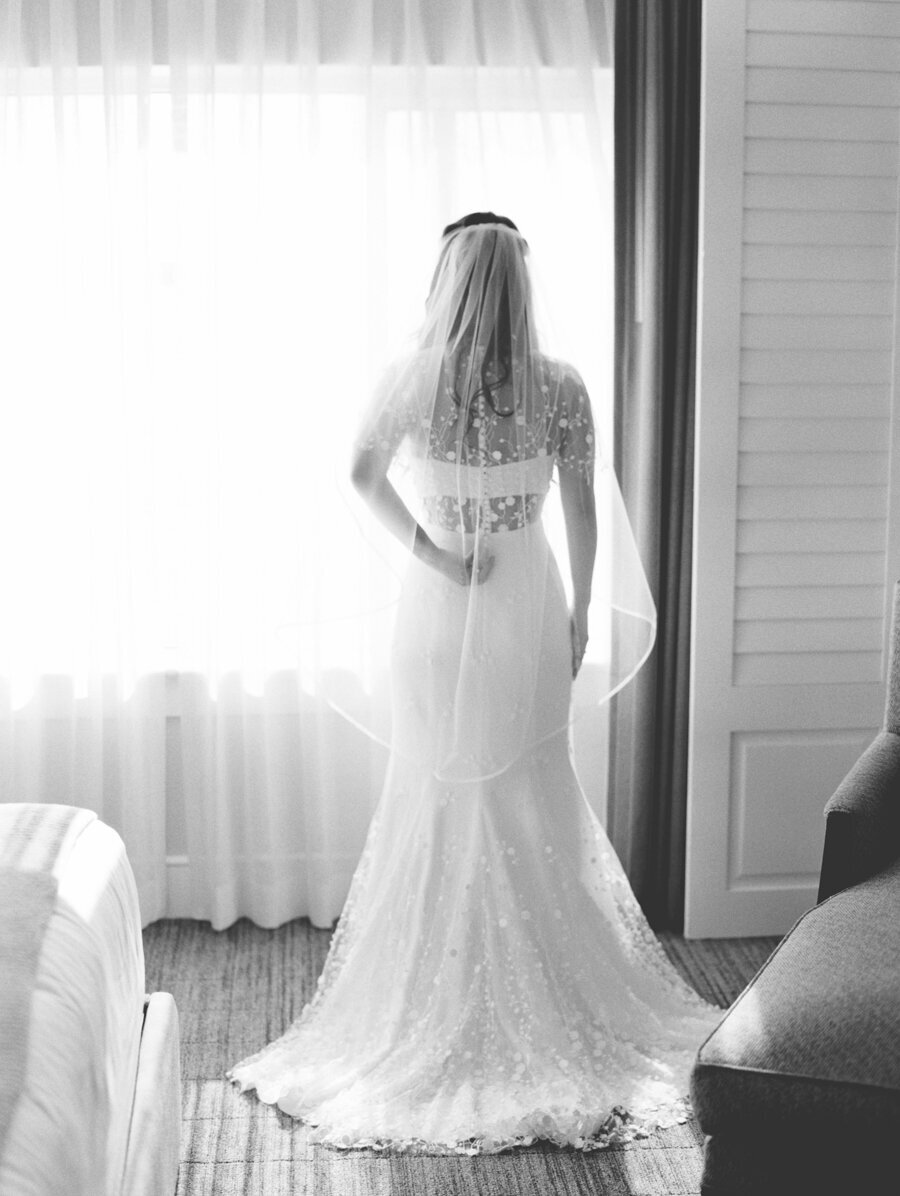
[0,65,612,701]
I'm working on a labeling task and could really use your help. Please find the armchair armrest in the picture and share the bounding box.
[817,731,900,902]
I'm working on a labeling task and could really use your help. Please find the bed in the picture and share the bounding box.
[0,803,181,1195]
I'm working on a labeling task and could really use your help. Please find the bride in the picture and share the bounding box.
[228,212,722,1152]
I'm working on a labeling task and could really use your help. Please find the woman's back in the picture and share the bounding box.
[381,350,595,533]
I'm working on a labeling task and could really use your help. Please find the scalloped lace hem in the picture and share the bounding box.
[228,1076,694,1155]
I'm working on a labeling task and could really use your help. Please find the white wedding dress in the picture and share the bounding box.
[228,355,722,1152]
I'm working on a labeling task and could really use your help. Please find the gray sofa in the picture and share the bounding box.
[690,583,900,1196]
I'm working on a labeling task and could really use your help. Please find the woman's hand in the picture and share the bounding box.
[570,605,589,677]
[351,442,495,590]
[464,548,494,586]
[422,542,495,586]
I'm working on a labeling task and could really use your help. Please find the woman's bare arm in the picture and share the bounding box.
[350,443,492,586]
[558,464,597,675]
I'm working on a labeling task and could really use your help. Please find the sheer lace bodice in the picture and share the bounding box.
[415,454,554,533]
[358,354,596,470]
[357,353,597,533]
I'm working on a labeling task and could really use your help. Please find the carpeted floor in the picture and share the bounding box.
[143,918,780,1196]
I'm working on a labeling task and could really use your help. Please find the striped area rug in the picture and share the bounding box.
[143,918,779,1196]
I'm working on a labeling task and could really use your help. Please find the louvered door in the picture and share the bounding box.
[685,0,900,936]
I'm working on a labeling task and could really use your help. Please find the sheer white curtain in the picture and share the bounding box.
[0,0,614,928]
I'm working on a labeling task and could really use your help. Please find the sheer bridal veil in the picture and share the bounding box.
[324,217,656,781]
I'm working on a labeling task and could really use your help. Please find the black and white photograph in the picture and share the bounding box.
[0,2,898,1194]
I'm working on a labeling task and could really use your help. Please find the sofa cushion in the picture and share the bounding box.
[819,731,900,900]
[691,856,900,1135]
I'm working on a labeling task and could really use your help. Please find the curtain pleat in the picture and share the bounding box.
[608,0,702,931]
[6,0,612,68]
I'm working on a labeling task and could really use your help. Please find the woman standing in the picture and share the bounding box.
[228,213,720,1152]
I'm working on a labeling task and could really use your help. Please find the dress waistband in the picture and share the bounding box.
[411,453,554,500]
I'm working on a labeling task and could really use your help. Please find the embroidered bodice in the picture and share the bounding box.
[356,353,597,534]
[413,453,555,533]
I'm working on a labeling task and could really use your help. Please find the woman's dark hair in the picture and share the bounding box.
[441,212,523,423]
[442,211,521,238]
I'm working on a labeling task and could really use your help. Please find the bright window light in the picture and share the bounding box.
[0,66,612,705]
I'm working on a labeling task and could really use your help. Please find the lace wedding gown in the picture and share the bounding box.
[227,355,722,1153]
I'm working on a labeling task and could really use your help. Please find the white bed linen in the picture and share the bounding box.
[0,818,145,1196]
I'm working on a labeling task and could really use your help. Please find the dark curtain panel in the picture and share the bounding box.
[607,0,702,931]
